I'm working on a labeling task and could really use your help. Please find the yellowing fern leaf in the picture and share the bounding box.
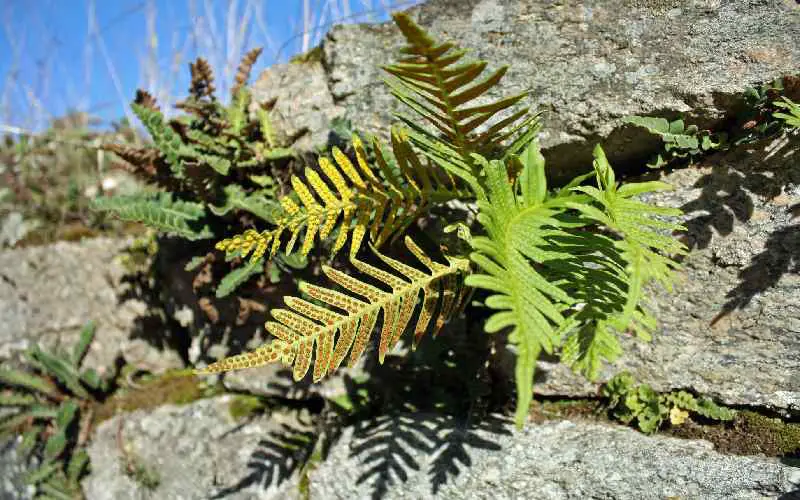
[215,131,468,261]
[196,236,471,382]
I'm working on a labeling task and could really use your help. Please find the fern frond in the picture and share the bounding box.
[91,193,213,240]
[216,130,469,261]
[384,12,538,180]
[466,140,686,428]
[465,151,580,428]
[130,101,185,175]
[557,146,686,377]
[188,58,216,100]
[231,48,263,99]
[196,236,471,382]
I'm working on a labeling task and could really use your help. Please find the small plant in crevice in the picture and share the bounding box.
[623,115,725,169]
[0,322,109,499]
[735,74,800,144]
[196,12,687,430]
[625,74,800,170]
[601,371,735,434]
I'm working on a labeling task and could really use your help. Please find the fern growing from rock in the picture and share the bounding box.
[91,49,303,298]
[197,12,687,429]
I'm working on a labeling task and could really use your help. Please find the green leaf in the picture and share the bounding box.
[71,321,95,368]
[184,255,207,272]
[43,430,68,462]
[215,257,264,298]
[24,461,60,485]
[208,185,281,223]
[67,448,90,483]
[0,368,59,398]
[91,193,213,240]
[26,346,90,400]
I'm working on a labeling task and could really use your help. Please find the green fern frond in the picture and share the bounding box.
[773,96,800,129]
[215,130,469,261]
[196,236,471,382]
[465,149,582,428]
[384,12,539,181]
[130,100,186,176]
[91,193,213,240]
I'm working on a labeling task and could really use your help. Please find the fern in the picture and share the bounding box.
[384,13,539,185]
[623,115,724,168]
[216,129,468,261]
[773,96,800,129]
[91,192,212,240]
[197,236,470,382]
[197,13,687,431]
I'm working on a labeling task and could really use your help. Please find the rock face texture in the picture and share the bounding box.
[0,237,182,375]
[309,414,800,499]
[531,136,800,413]
[253,0,800,180]
[83,396,305,500]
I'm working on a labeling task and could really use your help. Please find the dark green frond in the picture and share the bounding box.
[385,12,540,177]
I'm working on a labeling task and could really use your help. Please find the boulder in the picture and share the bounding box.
[83,396,308,499]
[252,0,799,182]
[309,414,800,499]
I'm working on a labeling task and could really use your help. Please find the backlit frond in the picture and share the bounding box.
[466,141,685,428]
[195,236,471,382]
[384,12,541,181]
[215,130,469,261]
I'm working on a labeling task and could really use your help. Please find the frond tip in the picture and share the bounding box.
[195,237,471,382]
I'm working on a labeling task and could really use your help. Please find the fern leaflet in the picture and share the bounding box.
[215,131,469,261]
[196,236,471,382]
[384,12,540,184]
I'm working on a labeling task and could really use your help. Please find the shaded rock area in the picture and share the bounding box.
[252,0,800,181]
[310,414,800,499]
[532,136,800,414]
[83,396,307,500]
[0,237,183,375]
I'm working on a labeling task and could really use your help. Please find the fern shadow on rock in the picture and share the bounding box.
[210,413,319,498]
[666,135,800,319]
[335,316,513,499]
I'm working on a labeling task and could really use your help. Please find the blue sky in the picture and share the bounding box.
[0,0,421,131]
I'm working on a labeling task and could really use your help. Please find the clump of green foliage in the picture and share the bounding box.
[0,322,108,498]
[0,113,141,247]
[735,74,800,143]
[92,49,305,298]
[601,372,735,434]
[623,116,725,168]
[194,12,688,429]
[625,74,800,168]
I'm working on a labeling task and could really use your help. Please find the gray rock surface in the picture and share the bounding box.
[0,237,183,375]
[250,59,344,151]
[0,438,34,500]
[309,415,800,499]
[83,396,307,500]
[252,0,800,181]
[532,136,800,414]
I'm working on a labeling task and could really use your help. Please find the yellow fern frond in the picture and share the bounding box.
[195,236,471,381]
[215,130,469,261]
